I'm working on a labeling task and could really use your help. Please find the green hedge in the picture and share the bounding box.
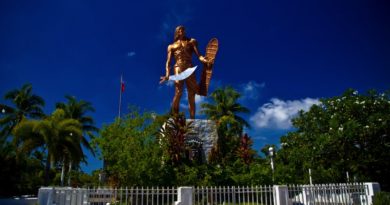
[373,192,390,205]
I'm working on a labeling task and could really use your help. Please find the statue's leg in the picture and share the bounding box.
[186,73,199,119]
[172,81,183,115]
[188,86,196,119]
[186,73,199,94]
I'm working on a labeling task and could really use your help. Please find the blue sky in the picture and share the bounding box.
[1,0,389,173]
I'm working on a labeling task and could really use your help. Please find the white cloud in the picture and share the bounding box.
[157,78,174,91]
[195,94,206,105]
[180,89,206,110]
[250,98,320,130]
[240,81,265,100]
[127,52,136,57]
[180,103,189,109]
[166,81,174,87]
[252,136,268,140]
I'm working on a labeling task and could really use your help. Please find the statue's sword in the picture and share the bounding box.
[168,66,197,81]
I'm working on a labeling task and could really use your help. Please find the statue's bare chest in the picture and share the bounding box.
[172,41,193,56]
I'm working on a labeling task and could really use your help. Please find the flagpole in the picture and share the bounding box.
[118,74,123,118]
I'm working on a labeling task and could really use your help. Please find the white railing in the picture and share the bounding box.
[194,186,274,205]
[288,183,368,205]
[39,187,177,205]
[38,183,380,205]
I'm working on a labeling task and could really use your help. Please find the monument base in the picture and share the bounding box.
[186,119,218,162]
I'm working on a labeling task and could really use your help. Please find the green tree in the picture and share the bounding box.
[278,89,390,189]
[13,109,83,185]
[373,192,390,205]
[201,86,250,164]
[0,140,44,196]
[95,108,170,187]
[236,133,256,168]
[0,83,45,139]
[230,159,272,185]
[94,108,274,187]
[56,95,98,144]
[56,95,98,185]
[0,84,45,195]
[201,86,250,132]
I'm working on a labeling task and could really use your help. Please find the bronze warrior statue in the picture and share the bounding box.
[160,26,218,119]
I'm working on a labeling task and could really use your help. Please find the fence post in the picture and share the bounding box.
[364,182,380,205]
[273,185,290,205]
[38,187,55,205]
[175,187,193,205]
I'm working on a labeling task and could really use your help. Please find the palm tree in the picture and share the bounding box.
[201,86,250,133]
[56,95,97,153]
[13,109,83,185]
[0,83,45,139]
[200,86,250,163]
[56,95,98,185]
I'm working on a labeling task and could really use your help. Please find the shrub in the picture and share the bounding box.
[373,191,390,205]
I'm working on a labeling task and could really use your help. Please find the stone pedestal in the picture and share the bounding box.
[186,119,218,161]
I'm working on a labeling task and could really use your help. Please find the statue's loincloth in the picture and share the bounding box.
[174,64,199,94]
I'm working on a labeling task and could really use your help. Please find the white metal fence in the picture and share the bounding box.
[39,187,177,205]
[194,186,274,205]
[288,183,369,205]
[38,183,379,205]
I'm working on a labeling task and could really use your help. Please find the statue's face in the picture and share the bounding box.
[177,27,185,38]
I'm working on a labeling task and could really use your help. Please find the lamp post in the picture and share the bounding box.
[269,147,275,183]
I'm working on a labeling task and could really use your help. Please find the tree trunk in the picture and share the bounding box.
[60,159,65,186]
[44,153,51,185]
[67,161,72,186]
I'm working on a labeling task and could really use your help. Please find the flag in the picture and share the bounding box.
[120,76,125,92]
[118,75,125,118]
